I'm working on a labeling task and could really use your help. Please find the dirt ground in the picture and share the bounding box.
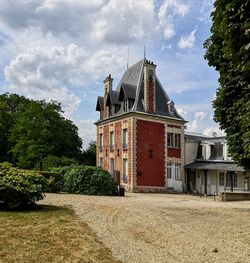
[40,193,250,263]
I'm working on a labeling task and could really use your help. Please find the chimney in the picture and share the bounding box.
[103,74,113,118]
[143,59,156,113]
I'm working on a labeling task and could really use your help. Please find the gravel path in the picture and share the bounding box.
[40,193,250,263]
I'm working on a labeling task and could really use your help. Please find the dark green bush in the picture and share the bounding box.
[38,171,63,193]
[60,165,118,196]
[43,155,78,170]
[0,164,48,209]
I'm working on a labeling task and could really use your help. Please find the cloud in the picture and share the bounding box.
[91,0,155,44]
[77,119,96,149]
[187,120,198,132]
[203,127,225,137]
[194,111,207,120]
[4,44,86,114]
[178,27,197,49]
[158,0,190,40]
[176,107,187,118]
[0,0,106,38]
[4,43,127,115]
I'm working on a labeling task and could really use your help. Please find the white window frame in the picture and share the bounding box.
[175,164,181,180]
[123,158,128,183]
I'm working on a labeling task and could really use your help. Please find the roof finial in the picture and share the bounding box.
[127,47,129,70]
[144,43,146,59]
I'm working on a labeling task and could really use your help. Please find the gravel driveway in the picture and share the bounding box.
[40,193,250,263]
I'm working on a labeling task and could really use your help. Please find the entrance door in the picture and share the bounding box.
[167,163,174,188]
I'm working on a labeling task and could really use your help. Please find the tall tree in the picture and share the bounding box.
[0,94,82,168]
[204,0,250,170]
[82,141,96,166]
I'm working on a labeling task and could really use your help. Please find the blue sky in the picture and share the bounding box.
[0,0,222,148]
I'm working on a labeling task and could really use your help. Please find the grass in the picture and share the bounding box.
[0,205,122,263]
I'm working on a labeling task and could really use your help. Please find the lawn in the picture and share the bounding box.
[0,205,121,263]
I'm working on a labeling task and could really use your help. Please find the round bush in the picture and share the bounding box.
[0,164,48,209]
[61,165,118,196]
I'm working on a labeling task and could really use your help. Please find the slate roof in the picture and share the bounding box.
[96,58,185,121]
[119,83,136,100]
[185,160,245,172]
[106,91,120,106]
[96,96,104,111]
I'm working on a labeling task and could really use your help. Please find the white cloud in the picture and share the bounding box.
[77,119,96,149]
[91,0,155,44]
[187,120,198,132]
[4,44,86,114]
[176,107,187,118]
[199,0,214,22]
[158,0,190,40]
[4,43,127,115]
[0,0,106,38]
[178,27,197,49]
[194,111,207,120]
[203,127,225,137]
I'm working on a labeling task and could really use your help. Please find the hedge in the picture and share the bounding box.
[56,165,118,196]
[0,163,48,209]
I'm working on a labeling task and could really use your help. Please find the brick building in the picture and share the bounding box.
[95,59,186,192]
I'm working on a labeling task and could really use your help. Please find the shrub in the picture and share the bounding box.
[0,164,48,209]
[43,155,78,170]
[61,165,118,196]
[38,171,63,193]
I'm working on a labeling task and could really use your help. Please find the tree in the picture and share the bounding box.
[0,94,82,168]
[82,141,96,166]
[204,0,250,170]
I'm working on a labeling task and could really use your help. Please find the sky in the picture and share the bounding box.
[0,0,223,148]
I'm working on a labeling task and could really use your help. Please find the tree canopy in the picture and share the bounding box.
[0,94,82,168]
[204,0,250,170]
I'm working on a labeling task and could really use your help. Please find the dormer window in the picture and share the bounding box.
[123,98,128,112]
[168,100,175,114]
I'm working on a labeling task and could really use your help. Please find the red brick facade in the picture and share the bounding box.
[136,120,165,187]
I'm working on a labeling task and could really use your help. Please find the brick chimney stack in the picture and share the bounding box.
[103,74,113,118]
[143,60,156,113]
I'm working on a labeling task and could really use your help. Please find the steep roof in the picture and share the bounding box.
[106,91,120,106]
[96,58,185,121]
[96,96,104,111]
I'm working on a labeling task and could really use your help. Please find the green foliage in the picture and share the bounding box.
[58,165,118,196]
[0,94,82,168]
[39,171,63,193]
[82,141,96,166]
[43,155,78,170]
[0,164,48,209]
[204,0,250,170]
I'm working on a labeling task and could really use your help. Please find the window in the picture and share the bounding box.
[110,158,114,176]
[115,105,120,114]
[175,134,181,148]
[123,128,128,149]
[123,158,128,183]
[175,164,181,180]
[219,172,225,186]
[220,172,238,187]
[99,158,103,168]
[99,133,103,149]
[123,99,128,112]
[110,131,114,149]
[167,163,173,178]
[167,133,180,148]
[167,133,174,147]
